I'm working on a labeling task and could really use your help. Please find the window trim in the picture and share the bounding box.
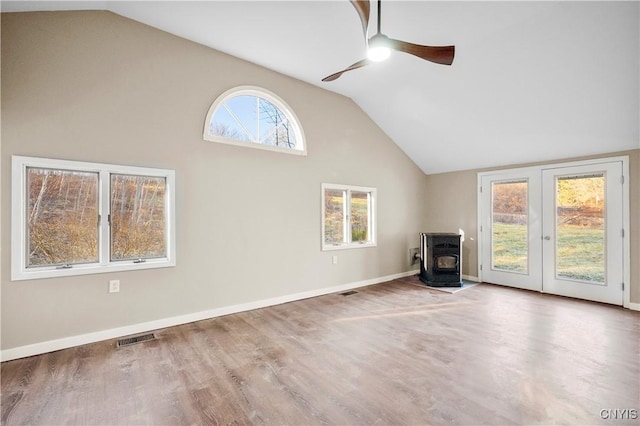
[11,156,176,281]
[321,183,377,251]
[203,85,307,156]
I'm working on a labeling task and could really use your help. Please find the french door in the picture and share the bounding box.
[479,169,542,292]
[479,159,626,305]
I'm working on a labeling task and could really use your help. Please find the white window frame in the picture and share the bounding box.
[203,85,307,156]
[11,156,176,281]
[321,183,377,251]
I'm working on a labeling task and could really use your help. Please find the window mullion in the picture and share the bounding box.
[367,192,372,242]
[345,190,351,245]
[164,175,172,264]
[99,170,111,266]
[256,96,260,144]
[17,162,28,273]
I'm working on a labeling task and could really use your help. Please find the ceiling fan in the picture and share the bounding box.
[322,0,455,82]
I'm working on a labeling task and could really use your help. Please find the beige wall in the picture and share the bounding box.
[3,10,638,357]
[424,150,640,304]
[1,11,429,352]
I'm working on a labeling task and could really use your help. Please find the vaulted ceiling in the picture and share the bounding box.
[3,1,639,174]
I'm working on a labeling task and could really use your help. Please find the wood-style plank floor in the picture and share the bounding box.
[2,276,639,425]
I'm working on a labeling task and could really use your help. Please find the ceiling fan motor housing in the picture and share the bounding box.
[367,33,391,62]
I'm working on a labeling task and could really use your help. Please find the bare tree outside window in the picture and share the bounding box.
[259,99,296,149]
[111,174,167,261]
[26,167,99,267]
[209,122,244,140]
[206,90,302,153]
[324,189,346,244]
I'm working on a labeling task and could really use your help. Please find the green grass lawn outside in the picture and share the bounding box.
[492,222,604,282]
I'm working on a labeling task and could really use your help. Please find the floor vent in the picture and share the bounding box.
[340,290,358,296]
[116,333,156,348]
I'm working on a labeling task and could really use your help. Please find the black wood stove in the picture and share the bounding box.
[419,233,463,287]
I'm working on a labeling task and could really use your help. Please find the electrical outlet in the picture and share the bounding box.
[410,248,420,266]
[332,255,338,265]
[109,279,120,293]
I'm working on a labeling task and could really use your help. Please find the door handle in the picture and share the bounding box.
[543,236,551,240]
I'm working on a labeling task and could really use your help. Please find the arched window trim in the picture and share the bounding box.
[203,85,307,156]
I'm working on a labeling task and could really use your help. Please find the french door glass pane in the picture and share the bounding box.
[324,189,346,244]
[26,167,99,267]
[555,174,605,283]
[491,180,528,273]
[350,191,369,242]
[111,174,167,261]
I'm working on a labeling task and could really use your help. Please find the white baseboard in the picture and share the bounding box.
[625,301,640,311]
[1,269,419,362]
[476,277,639,311]
[462,274,480,282]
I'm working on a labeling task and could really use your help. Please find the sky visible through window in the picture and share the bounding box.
[210,95,297,149]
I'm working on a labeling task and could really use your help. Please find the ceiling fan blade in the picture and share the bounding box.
[350,0,370,40]
[322,59,371,82]
[387,38,455,66]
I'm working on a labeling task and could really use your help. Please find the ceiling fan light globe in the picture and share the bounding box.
[367,46,391,62]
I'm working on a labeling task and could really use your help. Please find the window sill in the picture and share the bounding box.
[203,135,307,156]
[321,242,377,252]
[11,258,176,281]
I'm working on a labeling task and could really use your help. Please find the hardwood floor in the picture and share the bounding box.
[2,276,639,425]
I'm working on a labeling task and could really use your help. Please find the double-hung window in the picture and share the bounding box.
[322,183,376,250]
[12,156,176,280]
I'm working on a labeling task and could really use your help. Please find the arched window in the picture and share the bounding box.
[203,86,306,155]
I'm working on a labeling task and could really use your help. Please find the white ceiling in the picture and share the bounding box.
[3,1,639,174]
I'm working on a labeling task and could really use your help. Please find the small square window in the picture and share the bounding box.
[321,183,376,250]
